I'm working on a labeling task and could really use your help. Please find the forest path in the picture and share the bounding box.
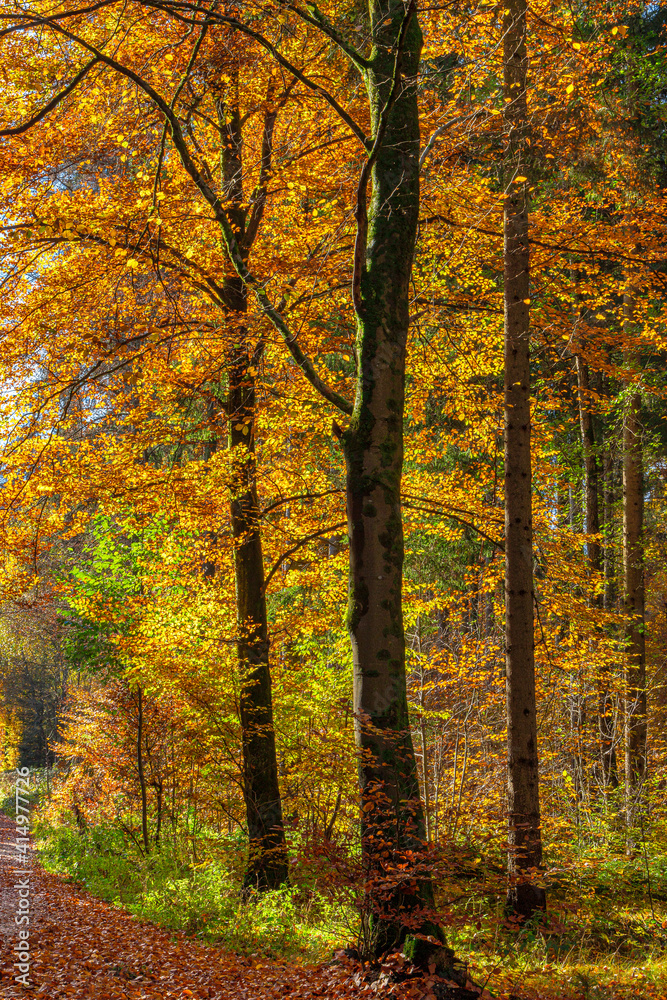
[0,812,343,1000]
[0,812,489,1000]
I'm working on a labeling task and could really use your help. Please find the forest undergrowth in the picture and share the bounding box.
[5,772,667,1000]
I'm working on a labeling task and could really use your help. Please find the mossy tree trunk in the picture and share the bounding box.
[338,0,456,965]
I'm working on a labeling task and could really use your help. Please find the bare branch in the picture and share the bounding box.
[263,521,347,593]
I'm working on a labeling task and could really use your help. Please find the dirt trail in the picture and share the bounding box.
[0,812,341,999]
[0,813,493,1000]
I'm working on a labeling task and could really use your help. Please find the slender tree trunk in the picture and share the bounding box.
[502,0,545,919]
[136,684,150,854]
[603,444,618,614]
[576,357,618,791]
[155,780,163,846]
[623,294,646,831]
[576,356,601,574]
[601,429,620,789]
[211,93,288,890]
[419,712,431,845]
[228,279,288,890]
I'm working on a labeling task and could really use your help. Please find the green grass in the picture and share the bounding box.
[0,768,50,818]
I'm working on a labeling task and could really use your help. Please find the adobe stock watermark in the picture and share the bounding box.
[13,766,31,987]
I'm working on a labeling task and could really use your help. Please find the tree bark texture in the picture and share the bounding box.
[341,0,457,968]
[502,0,545,919]
[576,358,618,789]
[623,294,646,828]
[220,96,287,890]
[136,684,150,854]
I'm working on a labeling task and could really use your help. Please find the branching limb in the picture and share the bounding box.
[142,0,370,147]
[287,1,370,74]
[51,26,350,412]
[10,15,354,415]
[0,2,116,36]
[263,521,347,593]
[243,78,297,252]
[261,488,343,516]
[1,2,369,146]
[402,501,504,550]
[0,57,100,135]
[419,112,484,168]
[352,0,416,317]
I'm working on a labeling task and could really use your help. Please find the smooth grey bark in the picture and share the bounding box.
[623,297,646,829]
[502,0,545,919]
[337,2,455,961]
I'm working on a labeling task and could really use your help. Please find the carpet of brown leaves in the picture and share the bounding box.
[0,814,485,999]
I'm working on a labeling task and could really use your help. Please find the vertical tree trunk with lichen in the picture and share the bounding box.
[338,0,457,967]
[502,0,545,920]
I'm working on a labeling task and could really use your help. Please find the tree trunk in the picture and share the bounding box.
[215,94,288,890]
[136,684,150,854]
[144,1,458,962]
[228,279,288,891]
[603,443,618,614]
[155,779,163,846]
[623,294,646,831]
[502,0,545,919]
[339,0,456,969]
[576,356,601,574]
[577,357,618,791]
[601,429,619,789]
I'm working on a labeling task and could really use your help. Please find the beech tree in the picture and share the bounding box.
[0,9,294,891]
[0,0,457,960]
